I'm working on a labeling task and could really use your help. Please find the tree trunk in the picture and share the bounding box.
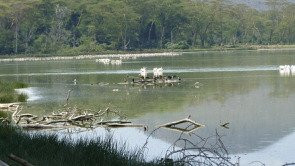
[200,34,206,48]
[192,31,196,47]
[160,26,165,48]
[14,24,19,54]
[148,21,155,43]
[25,29,33,53]
[170,30,173,43]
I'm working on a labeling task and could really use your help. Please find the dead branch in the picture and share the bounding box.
[97,120,131,125]
[159,118,204,133]
[283,163,295,166]
[159,118,204,128]
[64,89,73,106]
[45,120,70,125]
[20,124,58,129]
[104,123,146,128]
[8,154,34,166]
[0,160,9,166]
[70,114,94,121]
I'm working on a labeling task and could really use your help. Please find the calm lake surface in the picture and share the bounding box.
[1,50,295,164]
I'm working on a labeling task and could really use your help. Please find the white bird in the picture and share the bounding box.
[98,59,110,65]
[140,67,147,79]
[279,65,285,71]
[157,67,163,77]
[73,79,77,85]
[291,65,295,74]
[279,65,291,76]
[153,68,158,78]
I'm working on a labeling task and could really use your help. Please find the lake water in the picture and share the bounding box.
[1,50,295,165]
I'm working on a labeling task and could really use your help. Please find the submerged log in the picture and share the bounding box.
[97,120,131,125]
[159,117,204,133]
[105,123,146,128]
[159,118,204,128]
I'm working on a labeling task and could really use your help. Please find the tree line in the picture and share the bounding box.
[0,0,294,55]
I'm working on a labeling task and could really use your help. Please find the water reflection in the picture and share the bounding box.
[1,50,295,164]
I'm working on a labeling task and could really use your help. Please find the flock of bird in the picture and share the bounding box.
[0,52,180,62]
[95,59,122,65]
[138,67,181,83]
[140,67,163,79]
[279,65,295,76]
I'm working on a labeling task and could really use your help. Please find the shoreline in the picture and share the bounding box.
[0,52,181,62]
[1,44,295,62]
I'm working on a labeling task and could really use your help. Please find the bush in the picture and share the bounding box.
[0,94,14,103]
[0,82,28,103]
[58,36,107,55]
[165,41,190,49]
[17,93,28,102]
[12,82,28,89]
[0,125,157,166]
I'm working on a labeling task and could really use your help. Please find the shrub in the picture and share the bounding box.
[0,94,14,103]
[17,93,28,102]
[165,41,190,49]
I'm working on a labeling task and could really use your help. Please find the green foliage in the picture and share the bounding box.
[17,93,28,102]
[0,82,28,103]
[0,0,294,55]
[12,82,28,89]
[0,94,14,103]
[165,41,190,49]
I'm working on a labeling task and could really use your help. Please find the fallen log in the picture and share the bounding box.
[70,114,94,121]
[16,114,38,124]
[12,107,21,124]
[8,154,34,166]
[159,117,204,133]
[159,118,204,128]
[20,124,58,129]
[105,123,146,128]
[97,120,131,125]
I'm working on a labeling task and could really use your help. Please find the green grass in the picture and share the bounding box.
[0,125,162,166]
[0,82,28,103]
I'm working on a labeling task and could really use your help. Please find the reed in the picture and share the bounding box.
[0,125,160,166]
[0,82,28,103]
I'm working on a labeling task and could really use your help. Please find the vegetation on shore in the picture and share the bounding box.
[0,82,28,103]
[0,0,294,56]
[0,124,160,166]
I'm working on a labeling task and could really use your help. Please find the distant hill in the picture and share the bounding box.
[232,0,295,10]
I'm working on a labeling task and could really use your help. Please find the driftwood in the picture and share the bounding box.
[97,120,131,125]
[221,122,230,129]
[70,114,94,121]
[64,89,73,106]
[0,103,19,109]
[8,154,34,166]
[283,163,295,166]
[104,123,146,128]
[45,120,70,125]
[4,104,143,130]
[159,117,204,133]
[0,160,9,166]
[20,124,58,129]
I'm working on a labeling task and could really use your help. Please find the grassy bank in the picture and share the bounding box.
[0,82,28,103]
[0,125,160,166]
